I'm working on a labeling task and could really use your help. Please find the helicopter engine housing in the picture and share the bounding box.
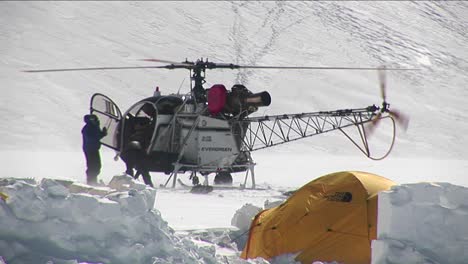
[208,84,271,117]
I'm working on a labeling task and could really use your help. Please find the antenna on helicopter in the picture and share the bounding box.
[176,78,186,95]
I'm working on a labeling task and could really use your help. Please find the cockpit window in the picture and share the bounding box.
[156,96,184,114]
[125,101,154,118]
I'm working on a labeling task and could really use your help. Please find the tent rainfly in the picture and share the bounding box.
[241,171,396,264]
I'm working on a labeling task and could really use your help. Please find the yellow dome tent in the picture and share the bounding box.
[241,171,396,264]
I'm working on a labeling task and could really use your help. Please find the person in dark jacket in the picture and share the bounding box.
[121,117,154,187]
[82,114,107,185]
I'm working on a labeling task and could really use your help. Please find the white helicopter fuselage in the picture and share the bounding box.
[151,112,241,169]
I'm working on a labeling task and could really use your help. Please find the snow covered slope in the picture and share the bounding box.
[2,1,467,158]
[0,2,468,262]
[1,1,467,187]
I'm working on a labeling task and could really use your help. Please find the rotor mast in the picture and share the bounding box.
[189,58,238,103]
[191,59,208,103]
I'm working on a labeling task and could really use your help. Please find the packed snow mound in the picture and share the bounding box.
[0,176,218,264]
[372,182,468,264]
[231,203,262,231]
[231,198,286,232]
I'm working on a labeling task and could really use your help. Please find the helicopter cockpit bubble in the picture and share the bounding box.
[118,100,158,150]
[154,96,184,114]
[142,103,156,118]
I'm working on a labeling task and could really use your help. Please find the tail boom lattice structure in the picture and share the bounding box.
[237,105,394,160]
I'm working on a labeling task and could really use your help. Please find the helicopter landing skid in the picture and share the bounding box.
[163,162,257,189]
[174,178,270,192]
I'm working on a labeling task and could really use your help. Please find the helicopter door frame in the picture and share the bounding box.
[120,100,158,155]
[90,93,122,150]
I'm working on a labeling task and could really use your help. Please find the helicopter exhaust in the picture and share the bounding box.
[244,91,271,107]
[226,85,271,115]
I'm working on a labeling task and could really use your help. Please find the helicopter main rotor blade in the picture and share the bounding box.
[141,59,194,66]
[139,59,418,71]
[235,65,416,70]
[24,58,419,73]
[23,65,173,73]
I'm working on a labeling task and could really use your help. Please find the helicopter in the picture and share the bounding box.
[25,58,409,191]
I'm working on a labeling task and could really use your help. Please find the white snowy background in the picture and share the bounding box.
[1,1,467,263]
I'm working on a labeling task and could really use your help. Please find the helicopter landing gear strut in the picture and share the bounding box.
[163,162,257,190]
[189,172,199,185]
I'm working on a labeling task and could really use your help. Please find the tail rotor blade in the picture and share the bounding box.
[367,110,409,136]
[378,66,387,101]
[366,112,382,136]
[389,109,410,131]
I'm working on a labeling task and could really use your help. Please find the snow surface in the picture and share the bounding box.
[372,183,468,264]
[1,1,468,263]
[0,176,233,264]
[3,177,468,264]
